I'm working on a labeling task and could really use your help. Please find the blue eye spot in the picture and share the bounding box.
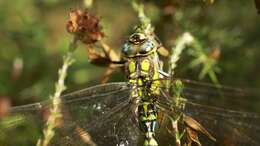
[147,41,154,48]
[122,44,129,53]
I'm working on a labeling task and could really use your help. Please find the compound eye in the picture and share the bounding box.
[139,41,154,54]
[122,44,135,55]
[129,33,147,45]
[139,47,151,54]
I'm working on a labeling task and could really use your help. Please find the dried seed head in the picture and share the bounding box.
[66,9,103,44]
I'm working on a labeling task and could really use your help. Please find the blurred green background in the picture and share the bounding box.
[0,0,260,145]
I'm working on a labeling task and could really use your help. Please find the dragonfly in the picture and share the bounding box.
[1,23,260,146]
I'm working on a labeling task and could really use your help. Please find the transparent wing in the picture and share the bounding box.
[178,78,260,112]
[2,79,260,146]
[156,78,260,146]
[50,82,142,146]
[0,82,142,146]
[183,102,260,146]
[157,77,260,112]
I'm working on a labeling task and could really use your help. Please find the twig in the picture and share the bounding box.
[168,32,194,76]
[171,118,181,146]
[36,37,77,146]
[130,0,153,34]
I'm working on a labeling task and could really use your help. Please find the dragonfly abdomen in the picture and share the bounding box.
[138,102,158,146]
[125,55,161,146]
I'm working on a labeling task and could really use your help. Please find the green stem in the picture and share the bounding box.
[130,0,153,34]
[172,119,181,146]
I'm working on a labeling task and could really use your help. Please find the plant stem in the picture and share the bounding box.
[36,37,77,146]
[168,32,194,76]
[130,0,153,34]
[172,119,181,146]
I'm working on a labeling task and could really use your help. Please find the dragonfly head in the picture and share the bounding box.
[122,32,157,57]
[128,33,147,45]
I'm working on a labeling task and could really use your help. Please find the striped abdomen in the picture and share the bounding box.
[126,56,160,146]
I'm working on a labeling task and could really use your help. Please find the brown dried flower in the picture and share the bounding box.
[67,9,103,44]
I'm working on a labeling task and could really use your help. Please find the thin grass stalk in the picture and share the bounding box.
[172,119,181,146]
[168,32,194,146]
[168,32,194,76]
[36,37,77,146]
[130,0,153,34]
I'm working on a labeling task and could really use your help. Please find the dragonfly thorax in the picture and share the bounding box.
[125,56,159,83]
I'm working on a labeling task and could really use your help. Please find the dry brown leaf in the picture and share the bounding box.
[183,115,216,142]
[86,46,111,66]
[100,41,121,62]
[100,64,122,83]
[186,126,202,146]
